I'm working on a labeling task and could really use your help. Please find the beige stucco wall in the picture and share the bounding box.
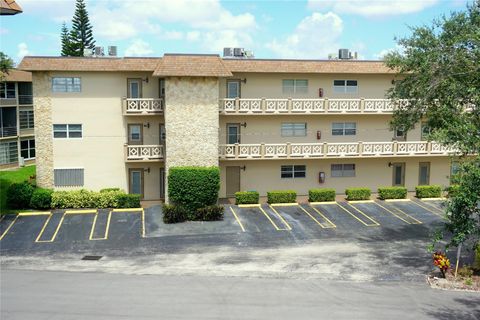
[220,115,423,144]
[219,156,452,198]
[32,72,54,188]
[164,77,219,203]
[219,73,394,99]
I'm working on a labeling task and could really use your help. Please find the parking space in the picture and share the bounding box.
[413,199,445,215]
[0,200,445,252]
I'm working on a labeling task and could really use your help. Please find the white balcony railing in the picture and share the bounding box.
[219,98,402,114]
[218,141,456,160]
[122,98,164,115]
[125,145,164,161]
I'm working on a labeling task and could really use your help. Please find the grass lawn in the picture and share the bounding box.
[0,165,36,214]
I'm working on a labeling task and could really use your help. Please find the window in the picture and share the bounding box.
[282,79,308,94]
[332,122,356,136]
[128,124,142,144]
[227,80,241,98]
[331,164,355,177]
[0,141,18,164]
[53,124,82,138]
[19,110,34,129]
[281,123,307,137]
[281,165,306,178]
[333,80,358,93]
[421,122,431,140]
[394,127,406,139]
[52,77,81,93]
[54,168,84,187]
[20,139,35,160]
[0,83,16,99]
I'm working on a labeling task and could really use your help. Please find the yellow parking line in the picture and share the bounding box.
[65,209,97,214]
[267,205,292,230]
[374,202,422,225]
[412,201,444,217]
[0,215,5,223]
[141,209,145,238]
[384,199,411,202]
[308,205,337,228]
[0,215,19,241]
[35,213,65,243]
[347,200,375,204]
[421,198,446,201]
[258,206,286,231]
[229,207,246,232]
[18,212,51,216]
[90,211,112,240]
[112,208,143,212]
[270,203,298,207]
[309,201,337,205]
[238,204,261,208]
[298,205,336,229]
[337,203,380,227]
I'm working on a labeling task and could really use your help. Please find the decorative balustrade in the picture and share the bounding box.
[122,98,163,115]
[125,145,164,161]
[218,141,455,159]
[219,98,399,114]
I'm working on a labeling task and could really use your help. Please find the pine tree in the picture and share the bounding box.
[60,22,72,56]
[69,0,95,56]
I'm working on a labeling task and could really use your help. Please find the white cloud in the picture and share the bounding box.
[162,31,184,41]
[124,39,154,57]
[186,31,201,42]
[374,44,405,59]
[307,0,438,17]
[17,43,31,59]
[266,12,343,59]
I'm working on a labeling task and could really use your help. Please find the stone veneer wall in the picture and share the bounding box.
[32,72,54,188]
[164,77,219,203]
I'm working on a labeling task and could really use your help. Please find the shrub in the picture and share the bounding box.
[267,190,297,204]
[345,187,371,201]
[168,166,220,214]
[195,205,224,221]
[457,266,473,278]
[235,191,259,205]
[377,186,407,200]
[7,181,35,209]
[432,250,450,278]
[416,185,442,198]
[116,193,141,208]
[308,188,335,202]
[446,185,460,198]
[100,187,122,193]
[162,204,187,223]
[474,243,480,271]
[29,188,53,209]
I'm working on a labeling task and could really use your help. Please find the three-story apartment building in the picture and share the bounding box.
[18,54,455,201]
[0,70,35,169]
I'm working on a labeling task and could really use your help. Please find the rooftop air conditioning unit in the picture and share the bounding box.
[83,49,93,57]
[108,46,117,57]
[223,47,234,58]
[338,48,350,60]
[94,46,104,57]
[233,47,245,57]
[244,50,254,59]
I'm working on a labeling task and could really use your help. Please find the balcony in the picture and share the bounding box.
[122,98,164,115]
[0,126,18,138]
[125,144,164,162]
[219,98,408,115]
[218,141,455,160]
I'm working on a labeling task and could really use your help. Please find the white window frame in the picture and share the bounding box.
[19,110,34,129]
[53,124,82,139]
[282,79,308,94]
[333,80,358,94]
[20,139,35,160]
[281,165,306,179]
[281,122,307,137]
[331,122,356,136]
[421,122,431,141]
[331,164,356,177]
[52,77,81,93]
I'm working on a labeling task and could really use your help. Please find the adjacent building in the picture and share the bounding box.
[0,70,35,169]
[18,53,456,201]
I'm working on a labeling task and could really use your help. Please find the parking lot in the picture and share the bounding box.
[0,199,445,250]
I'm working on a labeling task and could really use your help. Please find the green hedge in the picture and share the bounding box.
[474,243,480,271]
[162,204,188,224]
[377,186,407,200]
[30,188,53,209]
[345,187,371,201]
[415,185,442,198]
[51,189,140,209]
[100,187,122,193]
[195,205,224,221]
[267,190,297,204]
[235,191,259,205]
[308,188,335,202]
[168,166,220,214]
[446,185,460,198]
[6,181,35,209]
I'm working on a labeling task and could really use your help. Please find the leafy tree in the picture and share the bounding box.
[0,52,14,81]
[385,1,480,256]
[60,0,95,56]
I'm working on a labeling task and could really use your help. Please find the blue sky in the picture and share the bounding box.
[0,0,471,64]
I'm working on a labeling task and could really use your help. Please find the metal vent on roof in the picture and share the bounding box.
[82,255,103,261]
